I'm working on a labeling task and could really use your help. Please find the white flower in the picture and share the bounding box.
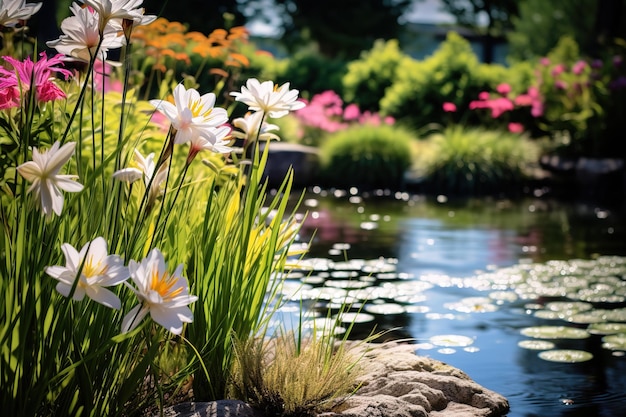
[44,237,130,309]
[16,141,83,217]
[149,84,229,145]
[188,126,233,162]
[122,248,197,335]
[230,78,306,118]
[47,3,125,63]
[113,149,168,206]
[81,0,156,31]
[232,111,281,142]
[0,0,42,27]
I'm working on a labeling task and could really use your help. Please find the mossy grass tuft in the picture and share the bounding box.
[318,123,415,190]
[229,329,366,417]
[411,125,542,195]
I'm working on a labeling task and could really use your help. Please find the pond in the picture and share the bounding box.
[273,187,626,417]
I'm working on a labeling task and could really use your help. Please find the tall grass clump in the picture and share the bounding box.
[318,124,415,190]
[412,126,541,195]
[229,328,364,417]
[0,2,307,415]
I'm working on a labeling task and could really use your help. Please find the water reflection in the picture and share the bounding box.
[279,190,626,417]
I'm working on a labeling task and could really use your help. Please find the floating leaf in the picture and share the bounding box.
[538,349,593,363]
[429,334,474,347]
[518,340,556,350]
[587,323,626,335]
[335,312,375,324]
[364,303,405,315]
[602,333,626,351]
[520,326,590,340]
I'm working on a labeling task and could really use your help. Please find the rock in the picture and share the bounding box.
[158,400,262,417]
[319,342,509,417]
[260,142,320,189]
[159,342,509,417]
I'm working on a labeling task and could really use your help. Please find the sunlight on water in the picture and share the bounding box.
[275,190,626,417]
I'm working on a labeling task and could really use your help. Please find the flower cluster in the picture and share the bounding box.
[4,0,306,338]
[292,90,394,145]
[0,0,41,27]
[45,238,197,335]
[0,52,72,109]
[131,17,251,74]
[465,83,543,133]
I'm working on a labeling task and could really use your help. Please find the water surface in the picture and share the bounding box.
[278,188,626,417]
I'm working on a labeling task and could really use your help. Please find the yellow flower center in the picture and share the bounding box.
[188,98,213,119]
[150,268,183,300]
[82,255,107,278]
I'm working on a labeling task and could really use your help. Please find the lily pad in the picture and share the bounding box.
[538,349,593,363]
[587,323,626,335]
[364,303,405,315]
[602,333,626,351]
[429,334,474,347]
[335,312,375,324]
[520,326,590,340]
[518,340,556,350]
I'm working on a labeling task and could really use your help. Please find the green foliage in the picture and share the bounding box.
[342,39,411,111]
[1,12,304,417]
[507,0,597,62]
[318,124,414,190]
[269,0,412,59]
[412,125,541,195]
[380,32,513,128]
[275,47,347,98]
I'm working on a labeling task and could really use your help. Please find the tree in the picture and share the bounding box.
[507,0,598,61]
[257,0,413,59]
[142,0,246,32]
[440,0,519,63]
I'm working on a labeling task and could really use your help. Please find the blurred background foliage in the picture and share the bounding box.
[38,0,626,194]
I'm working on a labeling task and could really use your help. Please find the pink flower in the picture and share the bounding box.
[93,60,122,93]
[496,83,511,96]
[523,87,544,117]
[488,97,514,118]
[478,91,490,100]
[540,57,550,66]
[508,122,524,133]
[572,60,587,75]
[442,102,457,112]
[343,103,360,120]
[554,80,568,90]
[514,94,532,107]
[383,116,395,125]
[469,100,490,110]
[0,52,72,108]
[551,64,565,76]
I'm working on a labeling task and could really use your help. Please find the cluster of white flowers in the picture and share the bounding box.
[46,0,155,63]
[7,0,307,336]
[45,238,196,335]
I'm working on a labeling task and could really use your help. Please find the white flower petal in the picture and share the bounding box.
[84,286,121,309]
[121,304,149,334]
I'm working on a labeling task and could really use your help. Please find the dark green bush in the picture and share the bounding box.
[411,125,542,195]
[273,47,348,98]
[318,124,414,190]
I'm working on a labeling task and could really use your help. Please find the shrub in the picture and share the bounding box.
[342,39,411,112]
[275,47,348,98]
[318,124,414,190]
[291,90,395,146]
[377,32,533,130]
[411,126,542,195]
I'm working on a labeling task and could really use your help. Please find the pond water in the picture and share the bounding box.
[274,187,626,417]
